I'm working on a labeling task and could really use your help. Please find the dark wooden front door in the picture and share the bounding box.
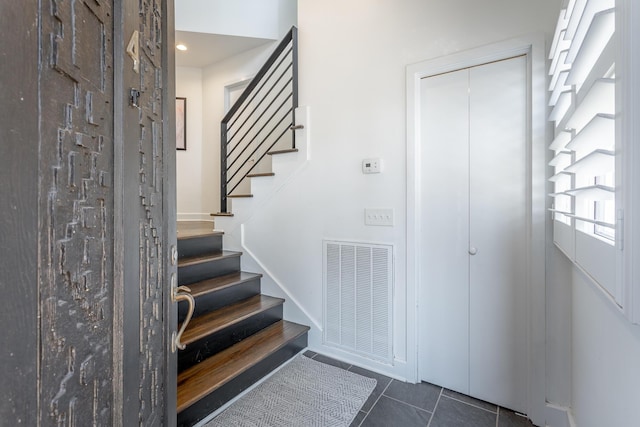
[119,0,177,424]
[0,0,176,425]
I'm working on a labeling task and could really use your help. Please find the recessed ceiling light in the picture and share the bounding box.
[176,44,188,51]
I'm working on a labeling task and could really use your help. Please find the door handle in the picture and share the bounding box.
[469,247,478,255]
[172,284,195,352]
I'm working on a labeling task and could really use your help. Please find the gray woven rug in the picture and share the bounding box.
[205,355,377,427]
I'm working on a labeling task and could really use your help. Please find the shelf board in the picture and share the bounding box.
[549,171,575,183]
[564,149,614,175]
[549,17,569,61]
[566,114,614,154]
[567,19,615,92]
[549,208,575,216]
[549,70,571,106]
[567,5,615,64]
[549,130,573,151]
[549,150,572,167]
[565,78,614,132]
[549,90,573,124]
[570,214,615,228]
[565,184,614,200]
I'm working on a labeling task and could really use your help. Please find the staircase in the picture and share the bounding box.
[176,224,310,426]
[218,26,300,214]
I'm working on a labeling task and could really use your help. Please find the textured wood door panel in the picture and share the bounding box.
[39,0,115,425]
[0,0,175,425]
[119,0,176,425]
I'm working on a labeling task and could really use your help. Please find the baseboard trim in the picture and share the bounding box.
[545,403,575,427]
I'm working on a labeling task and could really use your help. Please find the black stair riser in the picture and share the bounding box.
[177,333,308,427]
[178,279,261,323]
[178,255,241,286]
[178,234,223,260]
[178,304,283,373]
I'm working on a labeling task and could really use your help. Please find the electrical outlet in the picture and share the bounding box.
[362,158,382,174]
[365,208,394,226]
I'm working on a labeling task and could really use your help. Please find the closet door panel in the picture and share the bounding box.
[468,56,528,412]
[419,68,471,393]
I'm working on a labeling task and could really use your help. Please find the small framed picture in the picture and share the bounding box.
[176,97,187,150]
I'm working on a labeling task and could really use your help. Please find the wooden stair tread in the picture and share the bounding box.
[177,230,223,241]
[247,172,275,178]
[178,250,240,268]
[177,320,310,413]
[181,295,284,345]
[227,194,253,198]
[187,272,262,298]
[268,148,298,155]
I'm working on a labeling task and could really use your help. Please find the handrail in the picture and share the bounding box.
[227,47,294,131]
[220,26,299,213]
[221,28,297,125]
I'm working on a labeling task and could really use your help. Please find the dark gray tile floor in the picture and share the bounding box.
[303,351,536,427]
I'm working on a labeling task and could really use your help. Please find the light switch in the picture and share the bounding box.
[365,208,394,226]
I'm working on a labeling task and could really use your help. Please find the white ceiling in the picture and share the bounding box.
[175,31,275,68]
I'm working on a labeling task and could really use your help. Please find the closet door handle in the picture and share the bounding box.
[469,247,478,255]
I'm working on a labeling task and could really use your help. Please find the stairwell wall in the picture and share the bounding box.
[176,66,205,220]
[570,269,640,426]
[175,0,296,40]
[230,0,564,407]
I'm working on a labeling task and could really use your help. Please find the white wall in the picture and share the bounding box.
[176,0,297,40]
[545,244,573,408]
[176,67,205,220]
[278,0,298,36]
[217,0,559,389]
[571,269,640,427]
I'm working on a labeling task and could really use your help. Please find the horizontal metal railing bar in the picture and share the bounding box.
[227,86,292,158]
[227,81,293,160]
[226,111,293,188]
[222,28,295,124]
[227,46,293,131]
[226,105,293,185]
[226,122,293,195]
[227,89,293,167]
[227,68,293,148]
[227,61,293,140]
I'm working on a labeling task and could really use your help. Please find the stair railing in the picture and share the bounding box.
[220,26,300,213]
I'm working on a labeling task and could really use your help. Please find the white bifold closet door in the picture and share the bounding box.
[419,55,527,413]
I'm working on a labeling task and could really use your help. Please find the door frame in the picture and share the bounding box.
[163,0,178,423]
[405,34,547,426]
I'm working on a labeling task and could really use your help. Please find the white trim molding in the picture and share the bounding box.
[545,403,576,427]
[619,0,640,324]
[406,34,547,427]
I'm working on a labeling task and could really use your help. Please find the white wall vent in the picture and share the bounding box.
[323,240,393,363]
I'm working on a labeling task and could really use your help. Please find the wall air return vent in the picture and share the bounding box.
[323,240,393,364]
